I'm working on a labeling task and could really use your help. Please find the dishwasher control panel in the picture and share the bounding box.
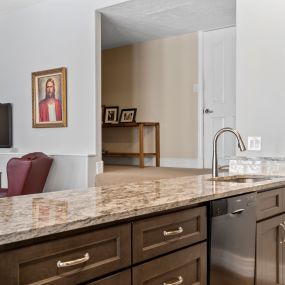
[211,193,256,217]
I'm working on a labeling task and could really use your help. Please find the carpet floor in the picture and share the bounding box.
[96,165,211,186]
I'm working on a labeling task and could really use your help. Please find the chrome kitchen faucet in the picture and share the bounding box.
[212,127,246,178]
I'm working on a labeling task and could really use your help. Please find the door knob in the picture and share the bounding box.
[204,108,214,114]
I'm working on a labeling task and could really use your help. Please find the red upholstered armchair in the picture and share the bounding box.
[0,152,53,198]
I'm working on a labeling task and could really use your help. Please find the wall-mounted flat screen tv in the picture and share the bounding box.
[0,103,12,148]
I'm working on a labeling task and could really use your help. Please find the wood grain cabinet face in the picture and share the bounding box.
[132,242,207,285]
[87,269,131,285]
[132,206,207,263]
[256,214,284,285]
[257,188,284,221]
[0,224,131,285]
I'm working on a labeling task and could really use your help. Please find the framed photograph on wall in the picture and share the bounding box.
[119,108,137,123]
[32,67,67,128]
[104,106,119,123]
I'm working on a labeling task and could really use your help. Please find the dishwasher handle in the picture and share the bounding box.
[231,209,245,215]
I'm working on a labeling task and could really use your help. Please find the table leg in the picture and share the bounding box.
[155,124,160,167]
[139,123,144,168]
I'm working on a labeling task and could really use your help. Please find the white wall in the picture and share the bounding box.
[0,0,129,190]
[236,0,285,157]
[0,0,128,155]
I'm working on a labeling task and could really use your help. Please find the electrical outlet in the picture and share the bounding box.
[248,137,261,151]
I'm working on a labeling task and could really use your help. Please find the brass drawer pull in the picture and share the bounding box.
[57,253,90,268]
[163,276,184,285]
[163,226,183,237]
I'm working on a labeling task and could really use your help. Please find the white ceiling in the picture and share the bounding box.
[0,0,46,15]
[100,0,236,50]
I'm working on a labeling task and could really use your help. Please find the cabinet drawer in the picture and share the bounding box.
[0,224,131,285]
[132,242,207,285]
[257,188,284,221]
[132,206,207,263]
[87,269,131,285]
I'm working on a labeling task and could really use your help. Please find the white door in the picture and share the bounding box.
[203,27,236,168]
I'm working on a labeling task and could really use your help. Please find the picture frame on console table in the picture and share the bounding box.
[119,108,137,123]
[32,67,67,128]
[104,106,119,124]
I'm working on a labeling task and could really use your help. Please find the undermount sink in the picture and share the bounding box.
[210,175,275,183]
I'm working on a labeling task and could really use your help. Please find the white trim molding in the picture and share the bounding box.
[160,158,202,168]
[103,157,203,169]
[95,11,102,160]
[198,31,204,169]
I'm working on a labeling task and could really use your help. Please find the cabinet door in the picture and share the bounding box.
[256,215,284,285]
[133,242,207,285]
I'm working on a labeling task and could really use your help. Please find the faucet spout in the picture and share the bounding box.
[212,127,246,178]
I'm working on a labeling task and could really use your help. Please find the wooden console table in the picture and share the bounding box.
[102,122,160,168]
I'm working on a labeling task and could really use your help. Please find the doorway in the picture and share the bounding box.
[96,0,237,171]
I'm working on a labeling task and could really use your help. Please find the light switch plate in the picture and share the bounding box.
[248,137,261,151]
[96,161,104,174]
[193,84,199,93]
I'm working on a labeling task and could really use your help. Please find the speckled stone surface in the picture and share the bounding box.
[230,156,285,176]
[1,174,285,246]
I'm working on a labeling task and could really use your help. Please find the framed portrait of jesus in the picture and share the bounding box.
[32,67,67,128]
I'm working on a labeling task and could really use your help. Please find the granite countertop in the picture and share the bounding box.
[1,174,285,247]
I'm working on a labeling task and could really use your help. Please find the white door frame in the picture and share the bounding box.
[94,11,105,174]
[197,31,205,168]
[198,26,236,169]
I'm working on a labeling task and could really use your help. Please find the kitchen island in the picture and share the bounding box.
[1,173,285,284]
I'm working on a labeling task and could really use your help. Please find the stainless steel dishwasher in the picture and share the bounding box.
[209,192,257,285]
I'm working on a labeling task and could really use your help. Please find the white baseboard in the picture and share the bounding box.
[160,158,203,168]
[103,157,156,167]
[103,157,203,169]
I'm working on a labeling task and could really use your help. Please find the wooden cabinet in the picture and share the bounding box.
[0,224,131,285]
[0,206,207,285]
[256,188,285,285]
[256,214,284,285]
[132,206,207,263]
[87,270,131,285]
[132,242,207,285]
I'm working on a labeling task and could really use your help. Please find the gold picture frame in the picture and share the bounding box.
[32,67,67,128]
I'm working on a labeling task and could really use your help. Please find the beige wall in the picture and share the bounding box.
[102,33,198,164]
